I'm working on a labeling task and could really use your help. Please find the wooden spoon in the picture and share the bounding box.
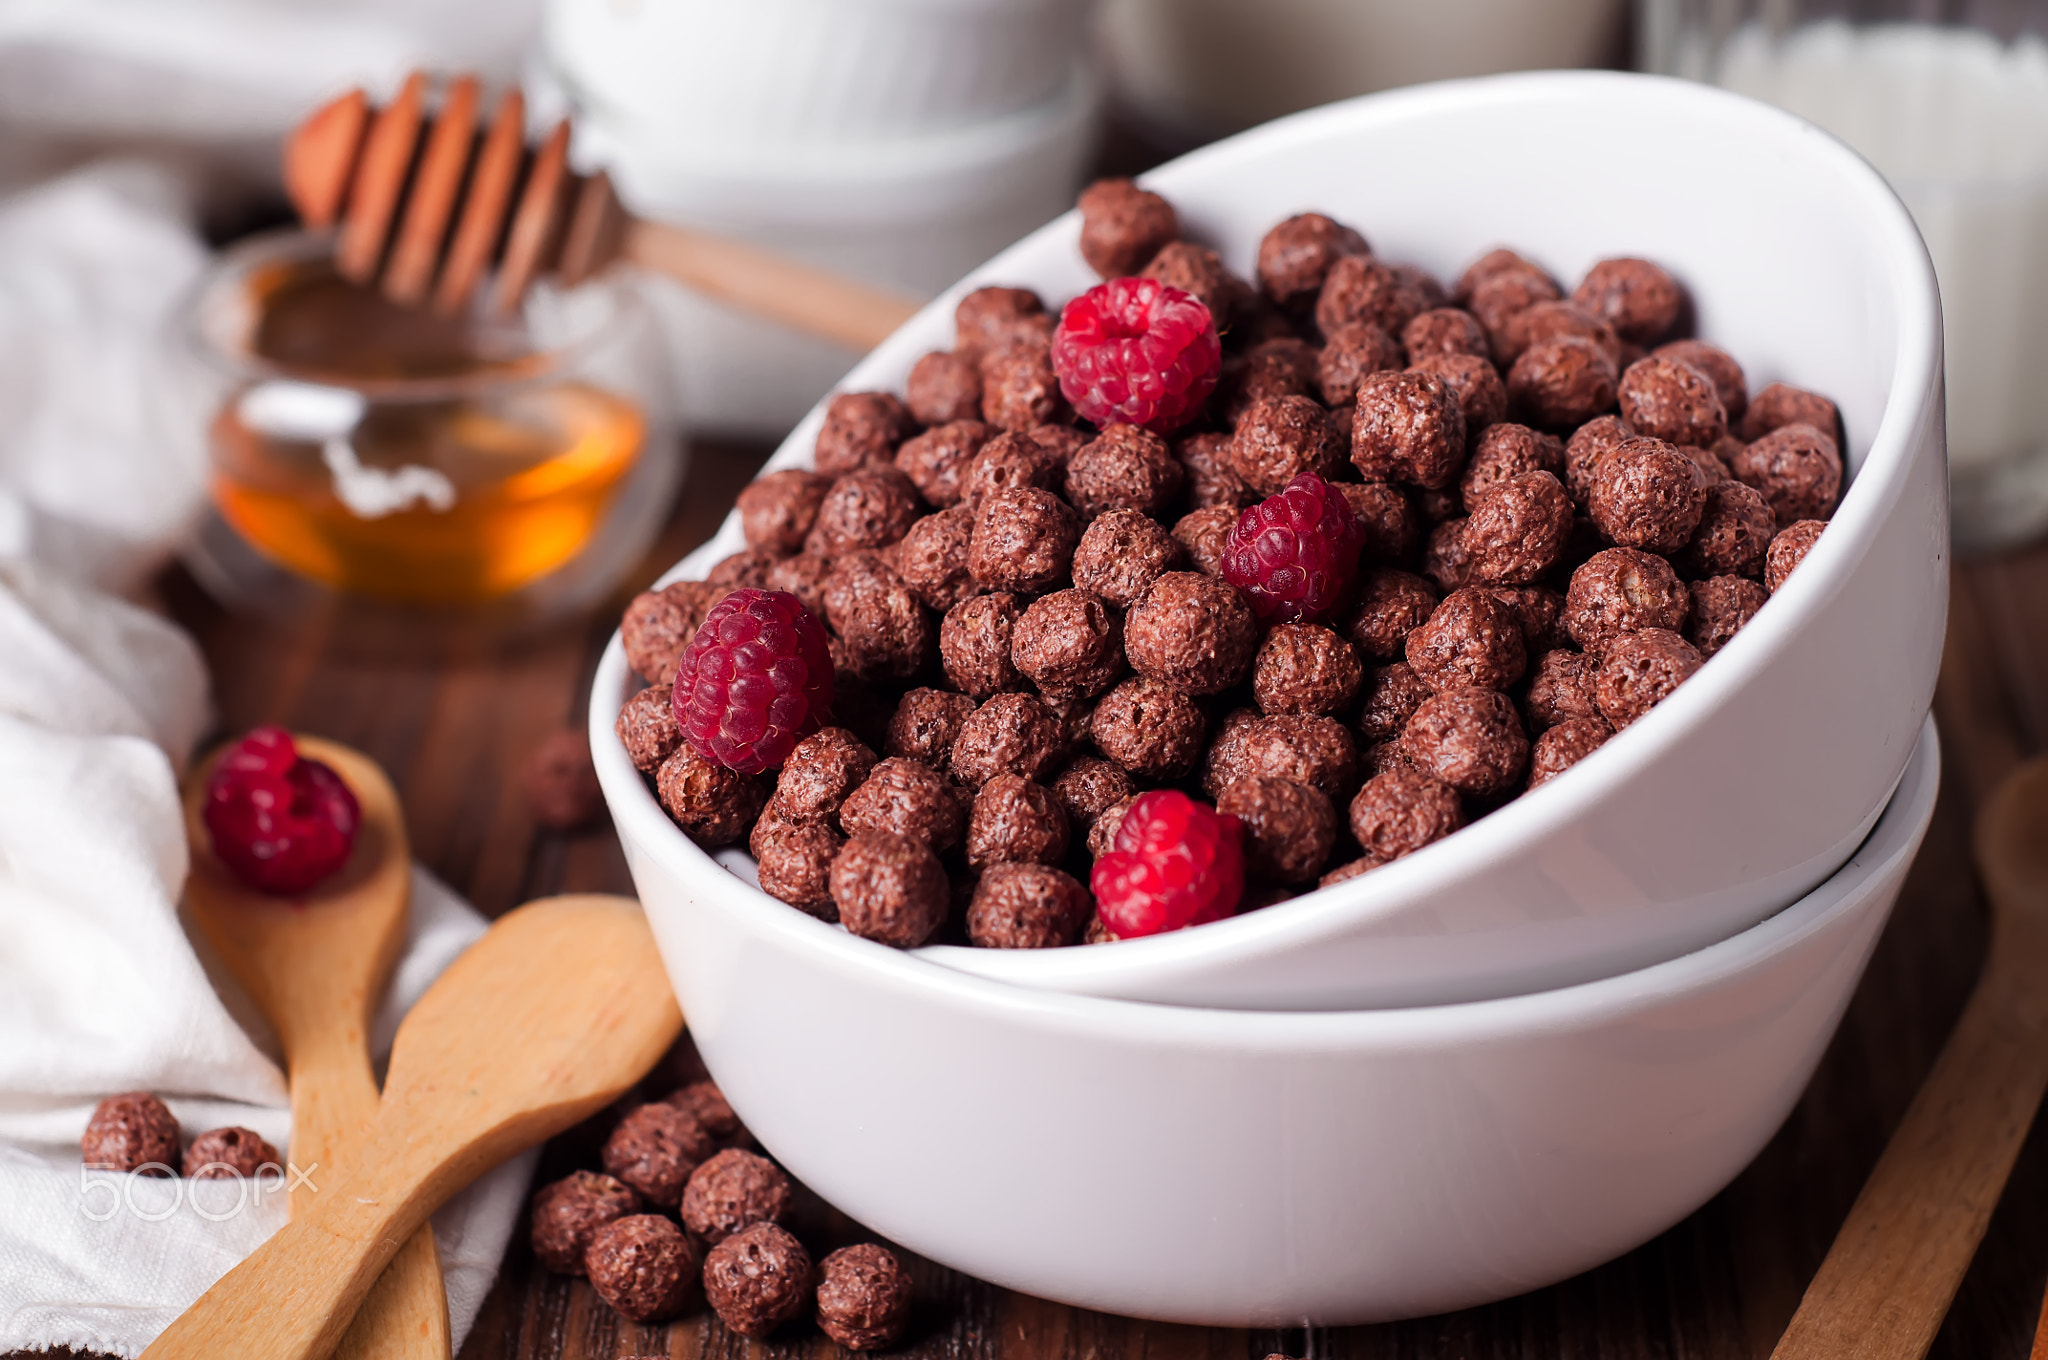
[285,72,923,347]
[1770,754,2048,1359]
[181,736,448,1360]
[142,893,683,1360]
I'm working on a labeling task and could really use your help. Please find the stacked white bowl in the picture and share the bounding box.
[593,73,1950,1322]
[534,0,1102,434]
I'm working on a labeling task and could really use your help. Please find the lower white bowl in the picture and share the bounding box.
[606,700,1938,1324]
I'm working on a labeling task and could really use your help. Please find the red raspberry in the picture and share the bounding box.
[203,726,361,895]
[1051,277,1221,434]
[672,587,834,774]
[1091,790,1244,938]
[1220,473,1366,624]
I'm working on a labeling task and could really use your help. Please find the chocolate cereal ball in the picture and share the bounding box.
[1406,588,1527,693]
[955,286,1047,362]
[815,391,914,476]
[1594,628,1702,729]
[980,341,1065,432]
[668,1080,743,1143]
[1012,588,1125,699]
[738,469,832,557]
[1564,414,1634,505]
[1348,767,1465,861]
[1401,687,1530,797]
[1342,568,1438,661]
[774,728,877,826]
[751,819,843,918]
[941,592,1024,698]
[1564,548,1689,654]
[1219,776,1337,883]
[1356,662,1433,743]
[1050,756,1135,829]
[1205,714,1360,802]
[885,688,979,766]
[1171,507,1236,577]
[617,685,684,773]
[1126,571,1259,695]
[817,1243,916,1352]
[1524,648,1604,731]
[622,580,721,685]
[531,1171,641,1275]
[1733,423,1843,526]
[1508,335,1618,432]
[1484,584,1567,653]
[841,758,965,851]
[1253,623,1364,716]
[1071,509,1182,607]
[968,487,1079,592]
[952,692,1067,786]
[1588,437,1708,554]
[962,431,1064,510]
[183,1126,280,1180]
[1528,717,1613,788]
[1078,177,1177,277]
[1617,354,1727,450]
[1142,240,1232,323]
[603,1101,716,1207]
[657,746,768,848]
[1339,481,1422,565]
[1464,470,1574,585]
[1573,258,1686,346]
[1686,576,1769,657]
[1420,518,1475,592]
[1654,340,1747,423]
[831,832,948,947]
[1455,248,1556,304]
[1766,519,1827,592]
[906,351,983,427]
[967,774,1070,869]
[1461,423,1565,501]
[1351,369,1467,489]
[708,549,779,590]
[585,1215,698,1324]
[895,420,991,509]
[806,468,924,558]
[1498,300,1622,368]
[1740,382,1841,443]
[766,553,833,618]
[1066,424,1185,518]
[1086,794,1140,861]
[1229,395,1346,496]
[1403,307,1491,362]
[1258,212,1370,305]
[1316,254,1428,340]
[1411,352,1508,434]
[681,1149,794,1246]
[1679,479,1775,579]
[895,506,981,612]
[1177,431,1256,511]
[826,560,933,683]
[1221,338,1319,424]
[1089,676,1208,779]
[1317,321,1404,405]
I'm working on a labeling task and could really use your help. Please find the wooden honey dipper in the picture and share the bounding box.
[286,71,922,350]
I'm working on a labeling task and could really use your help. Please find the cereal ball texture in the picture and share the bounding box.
[895,505,981,612]
[1254,623,1364,715]
[1343,568,1438,661]
[831,831,949,947]
[1564,548,1690,654]
[1401,687,1530,797]
[738,469,831,556]
[1206,713,1360,803]
[1317,321,1404,405]
[1618,354,1727,450]
[1257,212,1370,304]
[680,1148,794,1245]
[1573,258,1686,346]
[894,420,989,509]
[885,688,979,766]
[969,487,1080,593]
[1222,339,1318,424]
[1464,470,1574,585]
[1067,423,1185,519]
[1525,648,1604,731]
[1316,254,1428,340]
[668,1080,743,1143]
[1178,430,1255,512]
[1089,676,1208,779]
[602,1101,716,1207]
[817,1243,916,1352]
[1072,509,1182,607]
[1740,382,1841,442]
[1171,507,1236,577]
[941,591,1025,698]
[1733,423,1843,526]
[656,746,767,849]
[1589,437,1709,554]
[1420,518,1474,593]
[1339,481,1421,565]
[766,553,832,619]
[1051,756,1136,828]
[1351,369,1467,489]
[1356,662,1433,743]
[1565,414,1634,505]
[1508,335,1618,431]
[709,548,779,590]
[1679,479,1776,580]
[1654,339,1747,422]
[1406,587,1528,693]
[181,1126,278,1180]
[1348,767,1465,861]
[962,430,1063,506]
[1411,351,1508,434]
[1403,307,1491,362]
[584,1214,698,1324]
[1595,628,1702,729]
[532,1171,641,1276]
[825,561,933,684]
[704,1222,815,1339]
[751,819,842,918]
[807,468,924,558]
[952,692,1068,786]
[906,350,983,427]
[1462,423,1565,501]
[1126,571,1259,695]
[815,391,913,476]
[980,341,1065,432]
[1766,519,1827,592]
[774,727,876,826]
[1219,775,1337,883]
[1012,588,1125,699]
[1230,395,1347,496]
[841,757,965,851]
[1529,717,1613,788]
[622,580,721,685]
[1498,300,1620,368]
[956,286,1047,361]
[1687,575,1770,657]
[1142,240,1232,323]
[617,685,684,774]
[1078,177,1178,277]
[967,774,1070,869]
[1456,248,1555,303]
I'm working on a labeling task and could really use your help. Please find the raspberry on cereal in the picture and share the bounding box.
[1219,775,1337,884]
[1400,687,1530,797]
[1564,547,1690,653]
[1254,623,1364,715]
[1172,506,1237,576]
[1686,576,1769,657]
[1739,383,1841,443]
[1618,354,1727,450]
[968,862,1093,948]
[737,469,831,557]
[1317,321,1404,405]
[617,685,684,773]
[1461,423,1565,502]
[1463,470,1574,585]
[830,832,949,948]
[1356,661,1433,743]
[1177,430,1256,511]
[1257,212,1370,305]
[1052,277,1221,433]
[952,691,1068,786]
[1588,436,1709,554]
[1348,767,1465,861]
[841,757,966,851]
[1564,414,1634,505]
[531,1171,641,1276]
[1406,587,1528,692]
[981,340,1066,432]
[1594,628,1702,729]
[1654,339,1747,423]
[1732,422,1843,525]
[895,419,991,508]
[1524,648,1604,731]
[896,506,982,612]
[751,817,843,918]
[1342,568,1439,660]
[1077,177,1178,277]
[1066,423,1186,518]
[1221,472,1366,623]
[1050,756,1136,829]
[1508,335,1618,431]
[816,391,914,476]
[1315,254,1428,341]
[1572,258,1686,346]
[1679,480,1775,579]
[1403,307,1491,362]
[1528,716,1613,788]
[1089,676,1208,779]
[656,746,768,847]
[885,688,979,766]
[955,286,1048,362]
[1091,789,1245,936]
[1012,588,1126,699]
[1410,352,1508,434]
[940,591,1025,697]
[1228,395,1345,496]
[1126,571,1259,694]
[907,351,983,427]
[968,486,1080,593]
[1351,369,1467,489]
[622,580,722,685]
[1072,509,1183,607]
[1765,519,1827,592]
[773,727,876,826]
[1142,240,1233,325]
[967,774,1071,869]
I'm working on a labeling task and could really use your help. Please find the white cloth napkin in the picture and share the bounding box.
[0,165,535,1355]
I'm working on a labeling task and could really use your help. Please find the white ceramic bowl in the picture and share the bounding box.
[642,70,1949,1008]
[601,697,1936,1324]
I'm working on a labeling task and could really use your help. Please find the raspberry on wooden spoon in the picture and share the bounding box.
[203,726,361,894]
[1051,277,1221,433]
[672,587,834,774]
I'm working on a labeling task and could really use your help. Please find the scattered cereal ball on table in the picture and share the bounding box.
[955,287,1048,362]
[1355,662,1432,743]
[894,421,990,509]
[1257,212,1370,306]
[751,819,842,918]
[1221,473,1366,624]
[1141,240,1232,324]
[967,775,1070,869]
[1219,775,1337,884]
[1077,177,1178,277]
[1524,649,1604,731]
[1071,509,1182,607]
[1343,568,1439,661]
[1401,687,1530,798]
[951,692,1068,786]
[1679,480,1776,579]
[1508,335,1619,432]
[603,1101,715,1208]
[940,591,1025,698]
[656,746,767,848]
[203,726,361,895]
[1463,470,1574,585]
[884,688,979,767]
[1573,258,1686,346]
[1733,423,1843,525]
[894,506,981,612]
[671,588,833,774]
[1594,628,1703,729]
[1766,520,1827,592]
[831,832,949,948]
[1126,571,1259,693]
[816,391,914,476]
[1529,716,1613,788]
[840,758,965,852]
[1317,321,1403,405]
[585,1214,698,1324]
[1172,507,1236,577]
[1091,790,1245,938]
[531,1171,641,1276]
[772,728,876,827]
[1739,382,1840,443]
[1052,277,1221,434]
[816,1243,915,1352]
[1403,307,1490,362]
[1588,437,1708,555]
[1348,767,1465,862]
[1253,623,1363,716]
[1088,676,1207,780]
[617,685,683,774]
[1352,368,1467,489]
[1012,588,1125,700]
[680,1148,794,1245]
[1618,354,1727,450]
[1229,396,1347,496]
[704,1222,815,1338]
[668,1079,744,1144]
[1686,576,1770,657]
[968,487,1080,593]
[1050,756,1135,830]
[183,1126,280,1180]
[1564,414,1634,505]
[1065,423,1185,518]
[980,340,1065,431]
[1564,548,1690,654]
[1654,339,1747,423]
[1406,587,1527,693]
[1411,351,1507,434]
[906,351,983,427]
[737,469,831,557]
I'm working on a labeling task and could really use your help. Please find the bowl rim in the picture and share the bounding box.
[600,69,1943,988]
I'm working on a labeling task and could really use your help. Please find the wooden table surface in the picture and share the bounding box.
[121,436,2048,1360]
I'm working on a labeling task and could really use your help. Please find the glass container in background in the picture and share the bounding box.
[1641,0,2048,552]
[168,233,681,647]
